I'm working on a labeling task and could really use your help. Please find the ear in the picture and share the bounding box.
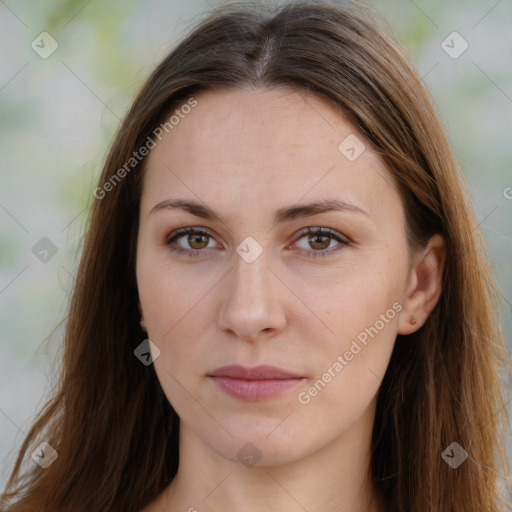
[398,234,446,334]
[138,301,147,332]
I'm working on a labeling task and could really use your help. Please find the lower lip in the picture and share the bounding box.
[209,377,304,400]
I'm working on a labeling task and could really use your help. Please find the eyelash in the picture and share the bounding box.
[165,226,350,259]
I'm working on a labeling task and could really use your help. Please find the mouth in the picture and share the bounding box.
[207,364,306,401]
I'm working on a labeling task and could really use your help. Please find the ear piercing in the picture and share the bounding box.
[409,316,417,325]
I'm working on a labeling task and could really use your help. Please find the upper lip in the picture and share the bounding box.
[208,364,304,380]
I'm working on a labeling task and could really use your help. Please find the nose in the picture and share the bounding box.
[216,247,287,342]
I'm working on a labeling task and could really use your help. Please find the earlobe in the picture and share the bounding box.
[398,234,446,335]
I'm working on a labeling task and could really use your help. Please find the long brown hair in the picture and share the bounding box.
[2,2,510,510]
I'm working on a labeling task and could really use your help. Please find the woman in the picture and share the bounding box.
[2,2,510,511]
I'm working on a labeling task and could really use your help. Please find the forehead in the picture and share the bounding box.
[141,86,401,225]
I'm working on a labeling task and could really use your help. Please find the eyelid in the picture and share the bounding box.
[292,226,351,245]
[165,226,218,244]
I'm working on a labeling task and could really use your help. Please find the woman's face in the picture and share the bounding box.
[136,86,414,466]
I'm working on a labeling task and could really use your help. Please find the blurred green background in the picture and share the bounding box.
[1,0,511,487]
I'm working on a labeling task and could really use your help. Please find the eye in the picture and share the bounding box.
[292,227,350,258]
[166,227,220,257]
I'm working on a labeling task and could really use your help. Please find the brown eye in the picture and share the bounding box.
[307,233,331,251]
[187,232,209,250]
[293,227,350,258]
[166,227,218,257]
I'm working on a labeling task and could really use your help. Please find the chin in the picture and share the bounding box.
[200,422,316,468]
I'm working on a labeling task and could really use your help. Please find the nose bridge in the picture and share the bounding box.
[230,239,273,308]
[217,237,286,339]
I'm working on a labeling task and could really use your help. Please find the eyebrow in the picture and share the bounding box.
[149,198,368,224]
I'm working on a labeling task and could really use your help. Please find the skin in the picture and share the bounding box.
[136,86,445,512]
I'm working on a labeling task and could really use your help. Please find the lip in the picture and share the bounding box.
[209,364,303,380]
[207,365,305,401]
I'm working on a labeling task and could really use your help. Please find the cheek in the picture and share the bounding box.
[137,251,215,337]
[297,290,399,436]
[142,275,211,418]
[136,258,211,401]
[302,254,404,407]
[317,254,403,343]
